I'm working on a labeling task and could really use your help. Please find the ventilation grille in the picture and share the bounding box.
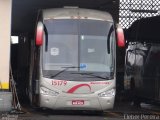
[119,0,160,28]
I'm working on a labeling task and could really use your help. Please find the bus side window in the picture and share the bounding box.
[135,50,144,67]
[125,50,135,75]
[127,50,135,66]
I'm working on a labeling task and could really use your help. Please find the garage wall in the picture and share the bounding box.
[0,0,12,89]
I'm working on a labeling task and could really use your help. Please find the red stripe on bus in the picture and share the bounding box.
[67,84,91,93]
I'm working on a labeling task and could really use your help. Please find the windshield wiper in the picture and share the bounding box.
[71,72,111,80]
[50,66,80,78]
[107,25,114,54]
[44,24,48,52]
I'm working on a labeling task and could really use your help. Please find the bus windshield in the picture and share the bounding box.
[42,19,115,80]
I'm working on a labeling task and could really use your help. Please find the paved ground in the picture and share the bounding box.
[1,101,160,120]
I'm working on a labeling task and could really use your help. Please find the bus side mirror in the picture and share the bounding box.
[116,24,125,47]
[36,21,43,46]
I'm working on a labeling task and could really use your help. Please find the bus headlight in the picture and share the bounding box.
[40,87,59,96]
[98,89,115,97]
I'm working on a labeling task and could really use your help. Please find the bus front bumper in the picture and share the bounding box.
[39,93,115,110]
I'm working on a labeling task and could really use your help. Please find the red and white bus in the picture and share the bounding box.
[28,8,125,111]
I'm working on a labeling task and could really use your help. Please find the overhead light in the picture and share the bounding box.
[11,36,19,44]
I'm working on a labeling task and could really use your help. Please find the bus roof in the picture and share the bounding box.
[42,8,113,22]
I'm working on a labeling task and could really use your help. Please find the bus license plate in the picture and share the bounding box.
[72,100,84,105]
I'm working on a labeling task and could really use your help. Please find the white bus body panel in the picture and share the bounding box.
[43,8,113,22]
[39,77,115,110]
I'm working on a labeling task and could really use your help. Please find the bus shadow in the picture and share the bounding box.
[31,108,104,116]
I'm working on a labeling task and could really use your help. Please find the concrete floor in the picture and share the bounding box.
[1,101,160,120]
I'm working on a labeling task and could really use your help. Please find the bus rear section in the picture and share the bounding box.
[124,16,160,104]
[124,42,160,104]
[29,8,125,111]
